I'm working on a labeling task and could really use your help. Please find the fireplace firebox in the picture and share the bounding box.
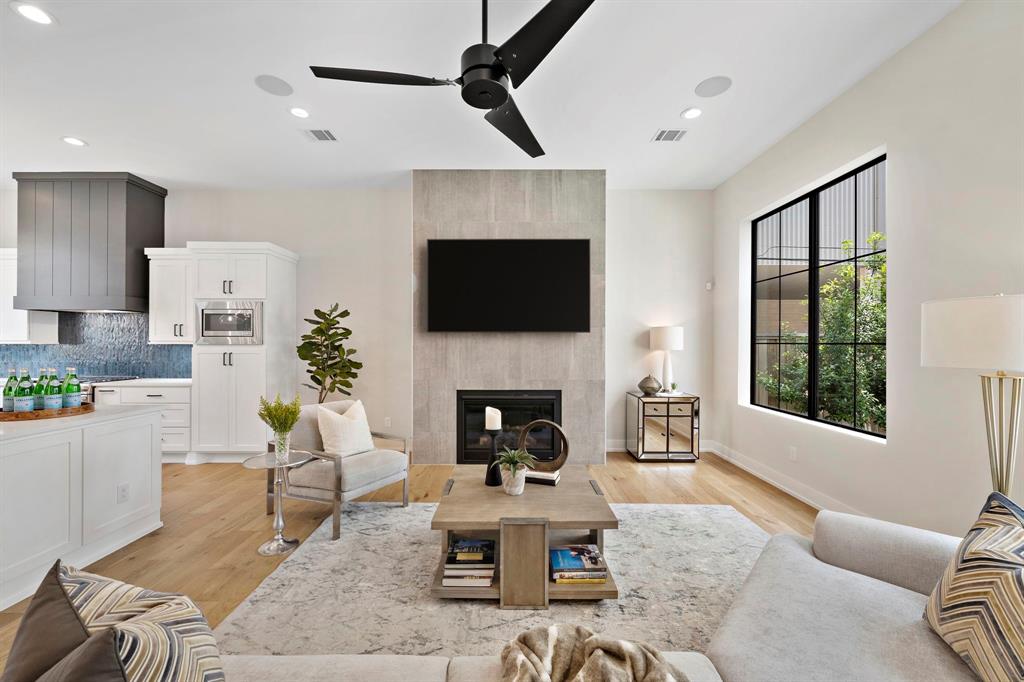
[456,390,562,465]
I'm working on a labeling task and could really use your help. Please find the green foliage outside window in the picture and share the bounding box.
[757,232,886,433]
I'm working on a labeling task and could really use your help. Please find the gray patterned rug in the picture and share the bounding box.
[215,503,767,657]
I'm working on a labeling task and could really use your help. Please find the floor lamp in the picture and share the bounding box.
[921,294,1024,495]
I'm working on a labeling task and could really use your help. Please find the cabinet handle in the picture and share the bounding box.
[222,280,227,294]
[222,352,227,366]
[96,389,116,393]
[146,394,164,398]
[228,352,233,366]
[228,280,233,294]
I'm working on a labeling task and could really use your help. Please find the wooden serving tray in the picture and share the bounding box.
[0,403,95,421]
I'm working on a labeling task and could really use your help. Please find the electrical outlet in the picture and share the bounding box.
[384,416,392,428]
[787,446,798,462]
[116,483,130,504]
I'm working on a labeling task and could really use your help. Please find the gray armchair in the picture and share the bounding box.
[267,400,409,540]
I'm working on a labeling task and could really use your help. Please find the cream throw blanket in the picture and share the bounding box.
[500,624,688,682]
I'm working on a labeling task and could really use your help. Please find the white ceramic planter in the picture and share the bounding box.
[502,467,527,496]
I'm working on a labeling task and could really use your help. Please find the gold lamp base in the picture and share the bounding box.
[981,372,1024,495]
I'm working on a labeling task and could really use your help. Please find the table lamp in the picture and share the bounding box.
[921,294,1024,495]
[650,326,685,394]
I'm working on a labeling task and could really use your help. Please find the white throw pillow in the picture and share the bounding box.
[318,401,375,457]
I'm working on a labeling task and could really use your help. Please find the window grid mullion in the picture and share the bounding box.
[808,193,819,420]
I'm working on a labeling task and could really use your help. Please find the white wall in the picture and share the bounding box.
[605,190,714,450]
[709,1,1024,535]
[165,188,413,437]
[0,188,15,247]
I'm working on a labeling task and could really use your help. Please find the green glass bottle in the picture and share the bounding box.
[32,367,47,409]
[61,367,82,408]
[14,369,34,412]
[44,368,64,410]
[2,368,16,412]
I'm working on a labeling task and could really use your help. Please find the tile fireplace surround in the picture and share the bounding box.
[412,169,606,465]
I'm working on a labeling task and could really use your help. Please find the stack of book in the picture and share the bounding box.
[525,469,560,486]
[442,538,495,588]
[550,544,608,584]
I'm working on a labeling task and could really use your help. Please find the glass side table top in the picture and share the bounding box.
[242,450,313,470]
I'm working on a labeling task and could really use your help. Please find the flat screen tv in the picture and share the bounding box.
[428,239,590,332]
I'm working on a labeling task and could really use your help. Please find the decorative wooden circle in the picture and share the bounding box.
[516,419,569,473]
[0,403,95,421]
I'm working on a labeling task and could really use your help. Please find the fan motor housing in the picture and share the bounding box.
[460,43,509,110]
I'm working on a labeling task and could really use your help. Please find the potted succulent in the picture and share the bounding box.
[258,394,302,465]
[491,447,537,496]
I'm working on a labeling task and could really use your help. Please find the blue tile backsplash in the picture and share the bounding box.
[0,313,191,378]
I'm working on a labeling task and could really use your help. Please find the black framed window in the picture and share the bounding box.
[751,155,886,437]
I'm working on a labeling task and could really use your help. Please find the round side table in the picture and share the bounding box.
[243,450,313,556]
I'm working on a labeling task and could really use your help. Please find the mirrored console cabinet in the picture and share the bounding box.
[625,391,700,462]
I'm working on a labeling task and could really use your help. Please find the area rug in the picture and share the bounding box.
[215,503,768,657]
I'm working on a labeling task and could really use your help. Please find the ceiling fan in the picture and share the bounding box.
[310,0,595,158]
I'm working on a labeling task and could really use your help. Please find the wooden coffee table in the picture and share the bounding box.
[430,465,619,609]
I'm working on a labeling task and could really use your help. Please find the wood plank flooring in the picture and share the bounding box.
[0,451,814,669]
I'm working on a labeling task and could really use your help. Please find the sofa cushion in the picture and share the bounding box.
[446,652,722,682]
[706,534,975,682]
[1,561,89,682]
[926,492,1024,682]
[220,654,449,682]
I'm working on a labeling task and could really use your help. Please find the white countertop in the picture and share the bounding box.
[0,405,163,442]
[99,378,192,387]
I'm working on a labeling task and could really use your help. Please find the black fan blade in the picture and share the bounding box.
[310,66,455,86]
[494,0,595,88]
[484,96,545,158]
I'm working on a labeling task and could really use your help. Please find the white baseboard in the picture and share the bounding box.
[162,452,251,464]
[703,439,863,515]
[606,439,626,452]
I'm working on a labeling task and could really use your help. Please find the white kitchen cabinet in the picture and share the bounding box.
[147,255,194,344]
[192,347,267,452]
[95,380,193,454]
[194,253,266,299]
[0,249,57,344]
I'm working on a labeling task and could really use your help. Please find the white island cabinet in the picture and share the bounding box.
[0,405,163,609]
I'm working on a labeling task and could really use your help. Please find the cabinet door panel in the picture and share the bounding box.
[228,255,266,299]
[192,349,232,451]
[195,255,232,298]
[0,432,83,576]
[229,349,267,451]
[148,260,188,343]
[82,417,160,543]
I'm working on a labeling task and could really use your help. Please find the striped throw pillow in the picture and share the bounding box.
[926,492,1024,682]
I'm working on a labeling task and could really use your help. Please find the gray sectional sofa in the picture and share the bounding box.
[220,511,973,681]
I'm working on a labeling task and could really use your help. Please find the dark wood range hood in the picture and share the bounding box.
[12,172,167,313]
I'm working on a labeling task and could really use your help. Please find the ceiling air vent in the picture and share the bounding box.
[652,129,686,142]
[307,129,337,142]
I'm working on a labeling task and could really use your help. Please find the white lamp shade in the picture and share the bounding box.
[921,294,1024,371]
[650,326,685,351]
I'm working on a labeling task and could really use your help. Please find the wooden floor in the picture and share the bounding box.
[0,451,814,668]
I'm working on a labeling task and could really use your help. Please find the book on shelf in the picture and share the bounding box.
[553,577,608,584]
[441,575,493,588]
[526,470,560,486]
[443,568,495,577]
[552,570,607,580]
[550,544,608,574]
[445,538,495,568]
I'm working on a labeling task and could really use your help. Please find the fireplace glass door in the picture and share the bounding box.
[457,390,562,464]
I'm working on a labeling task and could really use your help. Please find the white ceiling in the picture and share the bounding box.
[0,0,958,190]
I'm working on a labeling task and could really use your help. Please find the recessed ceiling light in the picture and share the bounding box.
[61,136,87,147]
[680,107,702,120]
[289,107,310,119]
[10,2,52,24]
[695,76,732,98]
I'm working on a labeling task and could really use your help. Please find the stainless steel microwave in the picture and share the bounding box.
[196,300,263,345]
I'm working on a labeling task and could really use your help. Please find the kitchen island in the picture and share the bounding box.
[0,405,163,609]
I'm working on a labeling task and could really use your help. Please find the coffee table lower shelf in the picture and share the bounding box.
[430,558,618,601]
